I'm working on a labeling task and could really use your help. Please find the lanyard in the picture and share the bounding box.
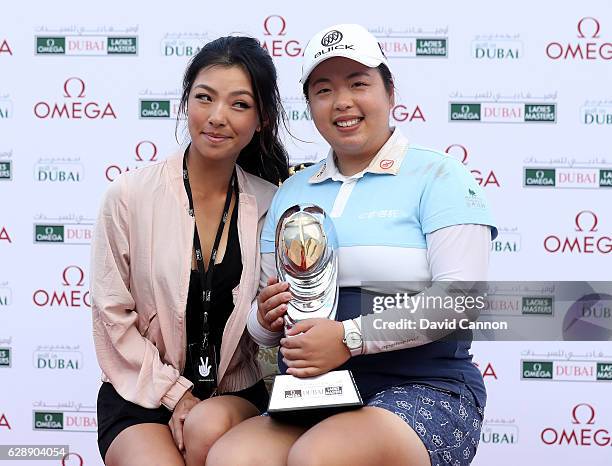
[182,148,237,346]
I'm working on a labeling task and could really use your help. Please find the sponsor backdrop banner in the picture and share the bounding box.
[1,1,611,464]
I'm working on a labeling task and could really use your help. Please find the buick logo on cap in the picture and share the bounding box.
[321,30,343,47]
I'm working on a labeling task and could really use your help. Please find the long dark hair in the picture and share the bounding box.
[177,36,290,185]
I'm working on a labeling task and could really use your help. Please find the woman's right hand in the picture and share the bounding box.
[169,390,200,453]
[257,276,291,332]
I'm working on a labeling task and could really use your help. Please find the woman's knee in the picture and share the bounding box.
[182,400,233,453]
[206,415,301,466]
[105,424,184,466]
[205,435,267,466]
[287,441,324,466]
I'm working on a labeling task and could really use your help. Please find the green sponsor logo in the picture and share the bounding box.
[522,361,553,379]
[0,348,10,367]
[140,100,170,118]
[522,297,553,315]
[416,38,447,56]
[35,225,64,243]
[0,161,11,180]
[33,411,64,430]
[36,37,66,54]
[600,169,612,187]
[107,37,138,54]
[450,103,481,121]
[35,351,81,370]
[597,363,612,380]
[524,104,556,122]
[524,169,555,186]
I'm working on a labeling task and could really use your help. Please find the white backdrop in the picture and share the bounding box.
[1,1,611,465]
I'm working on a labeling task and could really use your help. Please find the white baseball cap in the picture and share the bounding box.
[300,24,389,83]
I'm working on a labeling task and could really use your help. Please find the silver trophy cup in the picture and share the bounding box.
[275,204,339,332]
[269,204,362,420]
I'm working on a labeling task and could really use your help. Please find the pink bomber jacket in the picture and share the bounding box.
[91,152,277,410]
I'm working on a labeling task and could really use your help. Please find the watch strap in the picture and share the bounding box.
[342,319,363,357]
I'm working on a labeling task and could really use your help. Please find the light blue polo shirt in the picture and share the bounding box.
[261,129,497,405]
[261,128,497,286]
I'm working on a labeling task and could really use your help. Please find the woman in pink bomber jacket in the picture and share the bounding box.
[91,36,289,466]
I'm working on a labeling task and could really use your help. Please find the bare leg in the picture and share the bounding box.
[182,395,260,466]
[287,407,431,466]
[205,415,308,466]
[105,423,184,466]
[207,406,430,466]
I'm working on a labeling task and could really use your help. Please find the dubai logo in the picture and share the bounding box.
[36,33,137,55]
[35,158,83,183]
[33,410,96,432]
[481,419,519,445]
[374,25,448,58]
[283,97,312,123]
[450,102,556,123]
[523,359,611,382]
[34,222,93,245]
[472,34,522,60]
[582,100,612,126]
[34,346,82,370]
[524,166,609,189]
[491,228,521,253]
[161,32,209,57]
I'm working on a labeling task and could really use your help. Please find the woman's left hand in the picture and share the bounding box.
[280,319,351,377]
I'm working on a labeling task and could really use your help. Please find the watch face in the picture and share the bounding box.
[346,331,362,349]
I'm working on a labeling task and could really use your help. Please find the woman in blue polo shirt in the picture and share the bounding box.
[207,24,497,466]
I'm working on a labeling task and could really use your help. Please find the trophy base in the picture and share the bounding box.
[267,370,363,425]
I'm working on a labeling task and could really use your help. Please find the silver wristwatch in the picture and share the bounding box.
[342,319,363,357]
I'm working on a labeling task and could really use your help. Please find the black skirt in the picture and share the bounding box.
[97,380,269,461]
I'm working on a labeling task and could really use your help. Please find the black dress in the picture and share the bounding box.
[96,205,268,461]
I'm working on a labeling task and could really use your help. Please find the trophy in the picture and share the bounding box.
[267,204,363,422]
